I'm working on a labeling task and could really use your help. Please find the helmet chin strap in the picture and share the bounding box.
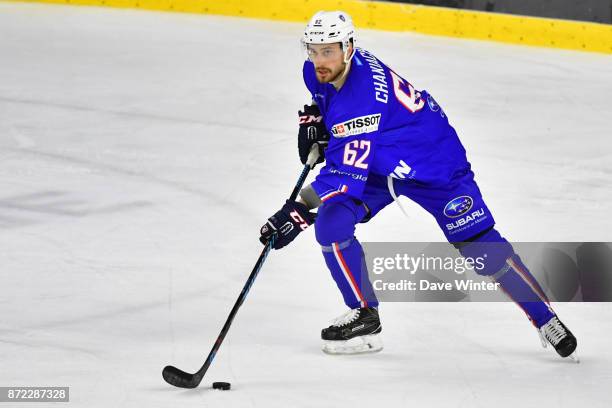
[342,39,355,63]
[330,42,354,90]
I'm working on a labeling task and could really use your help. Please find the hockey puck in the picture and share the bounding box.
[212,382,231,391]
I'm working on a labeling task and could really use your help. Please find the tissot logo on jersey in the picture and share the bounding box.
[331,114,381,138]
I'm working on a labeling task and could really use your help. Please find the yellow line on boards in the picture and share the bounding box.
[7,0,612,54]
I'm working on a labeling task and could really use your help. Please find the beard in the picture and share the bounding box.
[316,63,346,83]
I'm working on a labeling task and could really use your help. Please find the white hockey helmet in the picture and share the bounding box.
[302,11,356,63]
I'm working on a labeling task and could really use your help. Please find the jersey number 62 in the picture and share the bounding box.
[343,140,371,169]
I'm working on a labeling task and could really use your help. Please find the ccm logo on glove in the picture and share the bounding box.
[260,200,316,249]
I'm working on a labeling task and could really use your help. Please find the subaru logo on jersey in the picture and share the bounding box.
[331,113,381,138]
[445,208,486,232]
[443,196,474,218]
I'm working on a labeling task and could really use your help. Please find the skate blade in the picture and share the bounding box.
[568,353,580,364]
[322,334,383,355]
[538,334,548,349]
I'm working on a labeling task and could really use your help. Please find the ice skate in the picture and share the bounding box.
[321,307,383,355]
[538,315,579,363]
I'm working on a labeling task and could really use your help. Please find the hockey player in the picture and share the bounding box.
[259,11,578,359]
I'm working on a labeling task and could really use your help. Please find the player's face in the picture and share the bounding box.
[307,43,347,83]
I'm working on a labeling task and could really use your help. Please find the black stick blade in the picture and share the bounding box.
[162,365,202,389]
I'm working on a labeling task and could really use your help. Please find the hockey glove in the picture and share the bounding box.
[260,200,316,249]
[298,104,329,165]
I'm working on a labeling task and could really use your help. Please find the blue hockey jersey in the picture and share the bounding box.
[304,48,470,204]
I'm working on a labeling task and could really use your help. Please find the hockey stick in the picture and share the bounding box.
[162,145,320,389]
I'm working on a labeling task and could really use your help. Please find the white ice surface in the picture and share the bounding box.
[1,2,612,407]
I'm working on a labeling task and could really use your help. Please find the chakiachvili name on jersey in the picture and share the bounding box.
[373,279,501,292]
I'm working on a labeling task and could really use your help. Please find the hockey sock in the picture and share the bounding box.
[321,237,379,309]
[458,228,554,327]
